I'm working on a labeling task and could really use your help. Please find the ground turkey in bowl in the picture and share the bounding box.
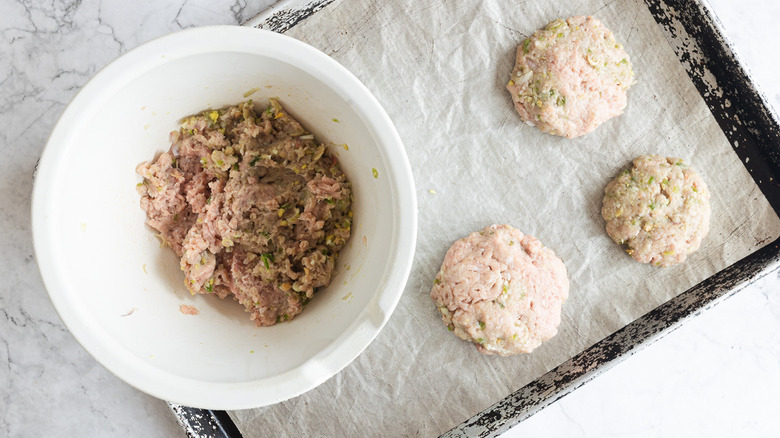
[507,16,634,138]
[136,99,353,326]
[430,225,570,356]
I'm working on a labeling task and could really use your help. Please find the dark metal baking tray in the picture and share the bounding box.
[171,0,780,436]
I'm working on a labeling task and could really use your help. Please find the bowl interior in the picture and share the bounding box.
[35,29,408,404]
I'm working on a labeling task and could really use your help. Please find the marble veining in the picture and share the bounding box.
[1,0,779,437]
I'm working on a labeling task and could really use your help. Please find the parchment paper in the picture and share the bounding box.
[231,0,780,435]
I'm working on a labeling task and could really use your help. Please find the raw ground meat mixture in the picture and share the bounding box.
[601,154,711,267]
[430,225,570,356]
[137,99,353,326]
[507,16,634,138]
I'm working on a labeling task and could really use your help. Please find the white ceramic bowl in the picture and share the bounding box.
[32,26,417,409]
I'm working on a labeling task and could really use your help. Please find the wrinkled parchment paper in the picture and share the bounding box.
[232,0,780,435]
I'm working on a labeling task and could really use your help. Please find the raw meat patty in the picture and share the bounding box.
[601,155,711,267]
[137,99,353,326]
[430,225,569,356]
[507,16,634,138]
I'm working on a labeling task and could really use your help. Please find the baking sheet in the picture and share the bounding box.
[231,0,780,435]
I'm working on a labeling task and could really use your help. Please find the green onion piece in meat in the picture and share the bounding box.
[260,253,274,270]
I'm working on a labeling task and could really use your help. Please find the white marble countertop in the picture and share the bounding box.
[2,0,778,437]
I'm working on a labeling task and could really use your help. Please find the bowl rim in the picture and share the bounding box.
[31,25,417,410]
